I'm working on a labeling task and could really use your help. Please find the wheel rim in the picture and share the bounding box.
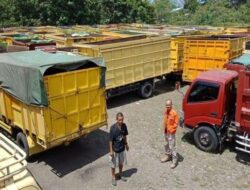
[144,85,152,96]
[199,132,211,147]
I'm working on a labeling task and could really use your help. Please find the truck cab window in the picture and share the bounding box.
[188,82,220,103]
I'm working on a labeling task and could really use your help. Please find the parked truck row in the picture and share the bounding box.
[0,25,250,158]
[1,25,249,86]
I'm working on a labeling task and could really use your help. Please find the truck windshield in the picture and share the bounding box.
[188,81,220,103]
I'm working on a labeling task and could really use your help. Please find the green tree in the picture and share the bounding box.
[130,0,156,23]
[154,0,173,23]
[184,0,199,12]
[100,0,156,24]
[37,0,99,25]
[0,0,18,27]
[153,0,250,26]
[0,0,156,26]
[12,0,40,26]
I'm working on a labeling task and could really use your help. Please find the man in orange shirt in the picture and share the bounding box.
[161,99,179,169]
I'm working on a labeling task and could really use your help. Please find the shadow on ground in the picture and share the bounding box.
[181,131,195,145]
[107,79,188,109]
[29,129,109,177]
[235,152,250,166]
[122,168,138,178]
[225,141,250,165]
[181,131,250,165]
[177,153,184,162]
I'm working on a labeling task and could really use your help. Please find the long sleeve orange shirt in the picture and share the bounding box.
[164,109,179,134]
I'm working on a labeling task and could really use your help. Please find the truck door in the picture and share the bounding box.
[183,81,223,127]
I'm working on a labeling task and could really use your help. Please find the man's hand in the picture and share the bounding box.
[109,141,114,157]
[126,144,129,151]
[110,152,114,157]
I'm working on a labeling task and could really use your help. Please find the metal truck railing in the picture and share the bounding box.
[0,133,27,181]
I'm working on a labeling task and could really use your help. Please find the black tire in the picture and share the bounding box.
[138,81,154,99]
[16,132,29,156]
[194,126,219,152]
[105,91,111,99]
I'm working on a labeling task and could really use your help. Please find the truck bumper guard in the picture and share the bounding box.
[235,133,250,154]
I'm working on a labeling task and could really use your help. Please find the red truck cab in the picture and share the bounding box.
[183,53,250,154]
[183,70,238,128]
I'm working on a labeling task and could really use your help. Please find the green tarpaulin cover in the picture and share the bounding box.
[231,53,250,66]
[0,51,105,107]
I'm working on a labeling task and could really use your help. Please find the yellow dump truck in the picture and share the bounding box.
[170,36,186,72]
[0,51,107,156]
[73,35,171,98]
[0,133,41,189]
[45,32,119,47]
[0,36,13,45]
[182,35,244,82]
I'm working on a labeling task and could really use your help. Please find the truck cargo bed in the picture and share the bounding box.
[0,52,107,155]
[73,36,171,90]
[183,35,244,82]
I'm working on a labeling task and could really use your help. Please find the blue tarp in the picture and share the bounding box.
[231,54,250,66]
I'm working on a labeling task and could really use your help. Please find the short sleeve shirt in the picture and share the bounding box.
[109,123,128,153]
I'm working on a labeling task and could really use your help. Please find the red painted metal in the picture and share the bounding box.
[183,66,250,134]
[194,70,238,84]
[183,70,238,128]
[225,63,246,73]
[183,79,225,128]
[183,66,250,154]
[235,70,250,133]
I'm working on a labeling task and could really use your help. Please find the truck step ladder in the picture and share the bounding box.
[235,132,250,154]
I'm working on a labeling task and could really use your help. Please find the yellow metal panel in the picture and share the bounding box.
[89,69,99,88]
[0,91,7,116]
[3,93,14,121]
[170,37,185,71]
[182,37,244,82]
[224,27,250,34]
[76,70,88,90]
[102,31,133,38]
[0,37,13,45]
[183,58,227,81]
[44,67,106,142]
[185,40,230,59]
[0,120,11,134]
[22,106,46,140]
[0,66,107,155]
[11,100,23,128]
[74,36,171,90]
[0,89,46,141]
[45,33,115,47]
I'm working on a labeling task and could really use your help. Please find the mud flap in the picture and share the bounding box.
[218,133,227,154]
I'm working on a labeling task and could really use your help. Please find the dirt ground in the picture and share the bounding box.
[28,81,250,190]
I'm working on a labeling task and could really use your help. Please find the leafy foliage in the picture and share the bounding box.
[0,0,155,27]
[1,0,249,27]
[154,0,250,26]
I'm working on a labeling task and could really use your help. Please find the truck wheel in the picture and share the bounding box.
[194,126,218,152]
[16,132,29,156]
[138,81,154,99]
